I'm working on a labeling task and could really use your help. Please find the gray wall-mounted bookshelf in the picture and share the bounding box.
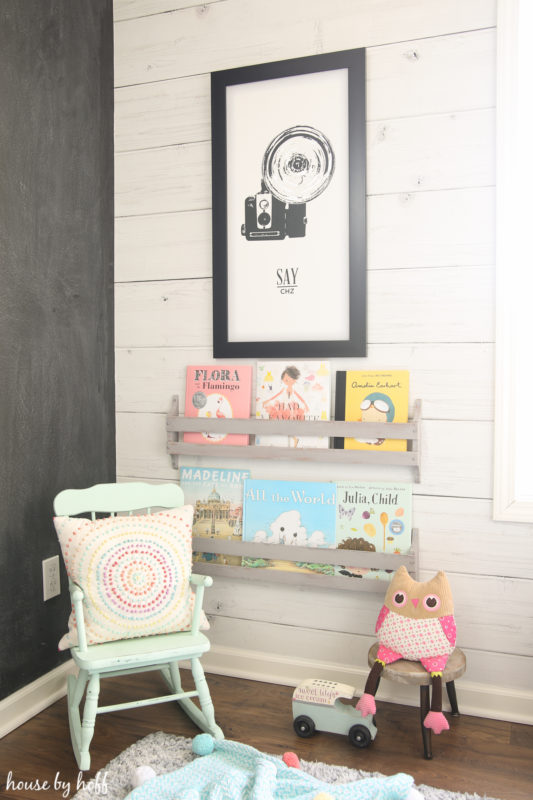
[166,397,421,592]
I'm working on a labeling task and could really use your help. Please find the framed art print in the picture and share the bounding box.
[211,48,367,358]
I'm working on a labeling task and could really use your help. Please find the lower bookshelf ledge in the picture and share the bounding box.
[191,529,419,592]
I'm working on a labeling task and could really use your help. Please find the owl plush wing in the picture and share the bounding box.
[375,604,389,634]
[439,614,457,647]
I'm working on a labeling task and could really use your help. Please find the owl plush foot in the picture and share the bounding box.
[355,693,376,717]
[423,711,449,734]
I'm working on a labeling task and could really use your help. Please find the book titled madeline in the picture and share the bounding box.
[183,364,253,446]
[334,369,409,452]
[242,479,336,574]
[255,361,331,449]
[179,466,250,566]
[335,480,412,581]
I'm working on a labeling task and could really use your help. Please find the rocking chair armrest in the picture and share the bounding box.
[189,573,213,635]
[68,580,88,653]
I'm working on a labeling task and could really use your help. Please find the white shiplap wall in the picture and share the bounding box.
[113,0,533,723]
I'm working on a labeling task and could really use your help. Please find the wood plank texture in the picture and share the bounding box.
[367,187,495,269]
[115,266,494,348]
[111,0,533,732]
[0,0,115,703]
[116,413,494,498]
[367,109,495,195]
[200,571,533,657]
[113,29,495,153]
[115,111,493,215]
[115,141,211,217]
[115,209,211,283]
[114,0,220,23]
[115,342,494,418]
[0,671,531,800]
[114,187,495,283]
[114,0,496,88]
[207,615,533,698]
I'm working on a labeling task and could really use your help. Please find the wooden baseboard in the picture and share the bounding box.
[203,644,533,726]
[0,660,76,739]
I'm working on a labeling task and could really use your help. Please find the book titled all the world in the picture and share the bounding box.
[242,478,336,574]
[183,364,253,446]
[334,370,409,451]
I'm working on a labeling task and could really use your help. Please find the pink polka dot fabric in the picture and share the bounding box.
[377,612,454,666]
[54,506,206,650]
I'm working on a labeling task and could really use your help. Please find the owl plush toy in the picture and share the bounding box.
[356,566,456,735]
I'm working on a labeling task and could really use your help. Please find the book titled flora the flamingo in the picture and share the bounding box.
[242,478,336,574]
[334,369,409,451]
[183,364,253,445]
[255,361,331,448]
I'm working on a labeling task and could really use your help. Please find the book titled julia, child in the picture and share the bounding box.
[335,480,412,581]
[334,370,409,451]
[183,364,253,446]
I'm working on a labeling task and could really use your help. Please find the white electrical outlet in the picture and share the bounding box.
[42,555,61,601]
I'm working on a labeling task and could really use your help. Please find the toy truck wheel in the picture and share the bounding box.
[348,724,372,748]
[293,715,316,738]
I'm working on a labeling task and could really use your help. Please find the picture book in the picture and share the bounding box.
[255,361,331,448]
[335,481,412,581]
[183,364,253,445]
[242,478,336,574]
[179,466,250,566]
[334,370,409,451]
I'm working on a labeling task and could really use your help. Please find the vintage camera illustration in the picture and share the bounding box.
[241,125,335,241]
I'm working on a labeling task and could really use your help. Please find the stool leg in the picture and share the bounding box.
[446,680,460,716]
[420,685,432,759]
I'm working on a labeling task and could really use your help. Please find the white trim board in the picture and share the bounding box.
[202,644,533,727]
[493,0,533,522]
[0,660,76,740]
[2,647,531,738]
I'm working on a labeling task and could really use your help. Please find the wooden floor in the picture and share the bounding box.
[0,670,532,799]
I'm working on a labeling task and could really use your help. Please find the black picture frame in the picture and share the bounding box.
[211,48,366,358]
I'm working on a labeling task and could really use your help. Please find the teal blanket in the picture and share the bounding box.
[125,737,415,800]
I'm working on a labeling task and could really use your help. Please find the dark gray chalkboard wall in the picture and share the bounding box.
[0,1,115,700]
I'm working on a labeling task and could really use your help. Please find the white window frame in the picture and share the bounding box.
[493,0,533,521]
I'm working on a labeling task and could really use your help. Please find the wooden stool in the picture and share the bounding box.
[367,642,466,759]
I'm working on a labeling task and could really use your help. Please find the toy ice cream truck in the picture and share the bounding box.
[292,679,377,748]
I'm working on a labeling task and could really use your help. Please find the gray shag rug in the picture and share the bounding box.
[72,732,503,800]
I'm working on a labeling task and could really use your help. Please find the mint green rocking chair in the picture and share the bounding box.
[53,482,223,771]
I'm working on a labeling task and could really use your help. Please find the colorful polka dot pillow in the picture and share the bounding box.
[54,505,208,650]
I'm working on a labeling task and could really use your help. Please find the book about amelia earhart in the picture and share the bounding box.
[242,478,336,574]
[334,369,409,451]
[255,361,331,448]
[183,364,253,445]
[335,480,412,581]
[179,466,250,566]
